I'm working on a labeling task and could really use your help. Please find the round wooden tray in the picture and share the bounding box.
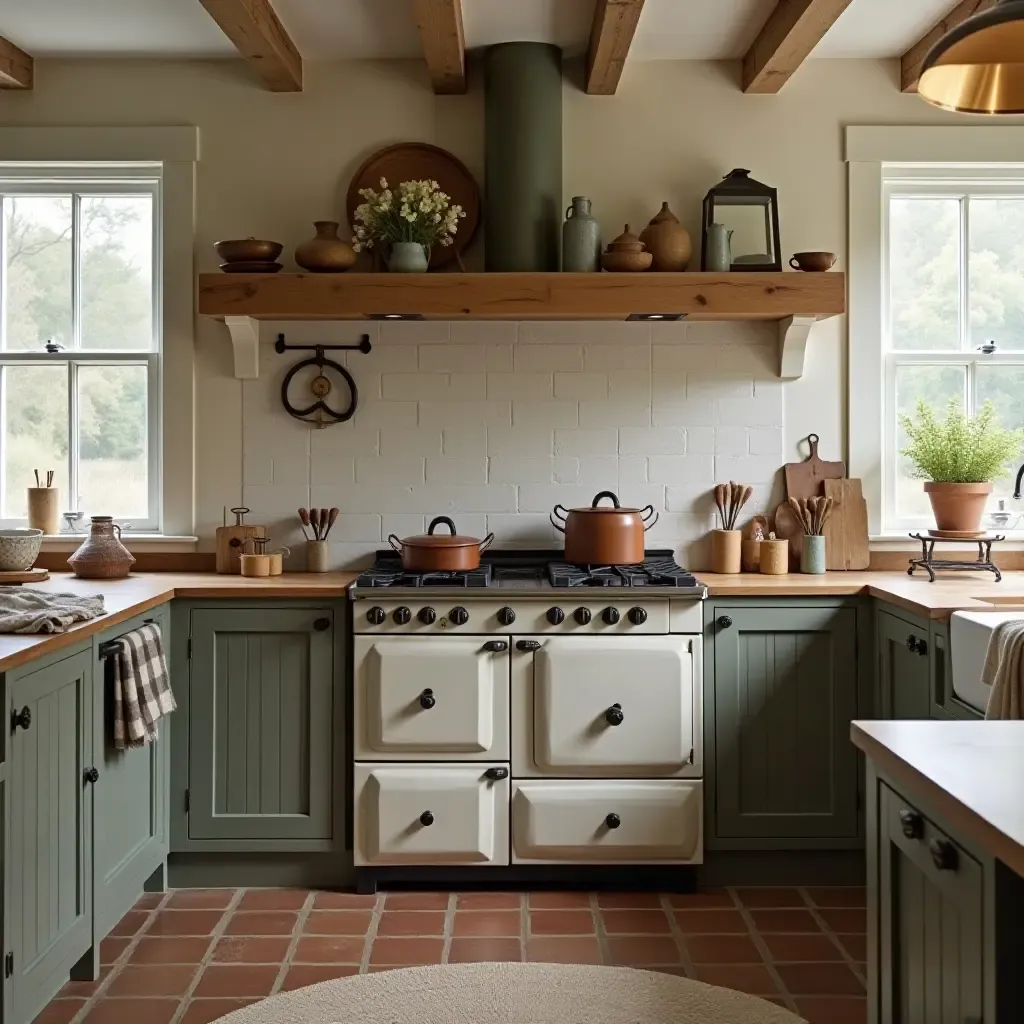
[346,142,480,269]
[0,567,49,584]
[927,528,987,540]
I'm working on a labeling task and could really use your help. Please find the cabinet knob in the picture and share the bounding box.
[419,810,434,827]
[916,638,928,657]
[930,838,959,872]
[605,703,624,726]
[717,615,733,629]
[313,617,330,631]
[481,640,508,652]
[906,633,918,652]
[605,813,621,829]
[10,706,30,731]
[483,766,509,780]
[899,809,923,839]
[83,767,99,784]
[418,688,436,710]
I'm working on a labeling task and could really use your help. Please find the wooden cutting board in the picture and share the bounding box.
[823,478,870,570]
[785,434,846,500]
[0,568,48,584]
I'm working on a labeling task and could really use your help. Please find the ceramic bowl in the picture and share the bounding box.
[214,238,284,263]
[601,250,653,273]
[0,529,43,571]
[789,251,837,272]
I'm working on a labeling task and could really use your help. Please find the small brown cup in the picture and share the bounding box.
[789,251,837,272]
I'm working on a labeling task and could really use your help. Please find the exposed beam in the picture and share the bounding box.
[198,0,301,91]
[0,35,32,89]
[413,0,466,95]
[742,0,855,94]
[901,0,996,93]
[585,0,646,95]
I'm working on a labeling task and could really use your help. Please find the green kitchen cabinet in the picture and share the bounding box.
[5,649,93,1024]
[706,601,868,849]
[172,604,344,852]
[877,606,931,720]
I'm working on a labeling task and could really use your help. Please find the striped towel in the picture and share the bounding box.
[112,622,176,749]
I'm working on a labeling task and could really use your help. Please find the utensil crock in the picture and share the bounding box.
[551,491,658,565]
[759,538,789,576]
[800,534,826,574]
[307,540,329,573]
[710,530,742,574]
[388,516,494,572]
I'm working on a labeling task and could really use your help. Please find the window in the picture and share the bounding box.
[0,168,160,531]
[883,170,1024,532]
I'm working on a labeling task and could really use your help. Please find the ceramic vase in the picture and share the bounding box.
[388,241,429,273]
[562,196,601,272]
[294,221,356,273]
[68,516,135,579]
[800,534,826,574]
[705,223,734,272]
[639,202,692,272]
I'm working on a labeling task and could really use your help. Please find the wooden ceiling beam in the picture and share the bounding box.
[0,35,32,89]
[198,0,301,91]
[742,0,856,94]
[585,0,646,95]
[901,0,995,93]
[413,0,466,95]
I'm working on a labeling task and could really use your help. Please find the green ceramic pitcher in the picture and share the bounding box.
[388,241,429,273]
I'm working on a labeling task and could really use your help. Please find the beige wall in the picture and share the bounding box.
[0,55,986,559]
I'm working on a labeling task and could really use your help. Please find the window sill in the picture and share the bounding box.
[41,534,198,553]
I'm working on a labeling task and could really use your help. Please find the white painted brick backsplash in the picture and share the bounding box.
[616,456,648,485]
[379,320,450,345]
[686,426,716,454]
[687,372,754,400]
[382,514,426,539]
[309,455,355,487]
[487,425,554,456]
[487,372,554,400]
[512,401,578,429]
[352,401,417,430]
[648,454,715,487]
[485,513,560,545]
[585,344,651,371]
[607,370,651,403]
[513,345,583,371]
[355,456,426,485]
[382,372,484,401]
[579,400,649,428]
[243,482,310,511]
[554,428,617,457]
[554,372,607,400]
[488,456,580,485]
[418,344,512,372]
[715,426,749,456]
[715,454,776,483]
[652,398,716,427]
[355,345,419,373]
[619,427,686,456]
[379,428,441,457]
[653,345,717,373]
[411,484,517,513]
[419,400,511,428]
[749,426,784,456]
[519,484,604,513]
[576,456,620,488]
[322,513,382,542]
[442,429,487,459]
[426,457,488,484]
[450,321,517,346]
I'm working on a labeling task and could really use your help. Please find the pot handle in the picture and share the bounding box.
[550,513,566,534]
[642,508,659,531]
[552,504,569,522]
[478,532,495,553]
[592,491,621,508]
[387,534,403,553]
[427,516,457,536]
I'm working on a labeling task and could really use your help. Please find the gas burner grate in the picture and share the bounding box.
[355,558,493,589]
[548,557,700,589]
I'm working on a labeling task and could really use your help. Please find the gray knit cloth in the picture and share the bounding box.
[0,587,105,633]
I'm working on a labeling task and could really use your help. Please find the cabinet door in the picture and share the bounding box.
[188,608,335,843]
[878,609,931,719]
[7,651,92,1024]
[878,783,984,1024]
[713,606,859,840]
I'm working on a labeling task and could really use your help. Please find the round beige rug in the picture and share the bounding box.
[214,962,804,1023]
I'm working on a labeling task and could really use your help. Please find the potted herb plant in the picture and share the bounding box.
[900,398,1023,533]
[352,177,464,272]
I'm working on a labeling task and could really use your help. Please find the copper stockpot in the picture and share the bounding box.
[550,491,658,565]
[388,516,495,572]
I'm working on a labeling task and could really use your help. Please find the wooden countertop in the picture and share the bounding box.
[0,572,359,674]
[852,720,1024,879]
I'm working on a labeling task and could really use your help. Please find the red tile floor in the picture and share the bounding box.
[36,886,866,1024]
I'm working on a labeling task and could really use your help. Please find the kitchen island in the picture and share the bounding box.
[852,720,1024,1023]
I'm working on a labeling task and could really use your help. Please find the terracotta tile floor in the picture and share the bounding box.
[35,886,867,1024]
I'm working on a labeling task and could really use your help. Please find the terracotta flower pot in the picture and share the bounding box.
[923,481,993,533]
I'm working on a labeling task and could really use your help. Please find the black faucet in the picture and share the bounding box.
[1014,462,1024,499]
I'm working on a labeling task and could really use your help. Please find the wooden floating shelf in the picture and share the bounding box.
[197,271,845,380]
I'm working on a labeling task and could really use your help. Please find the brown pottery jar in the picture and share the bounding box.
[68,516,136,579]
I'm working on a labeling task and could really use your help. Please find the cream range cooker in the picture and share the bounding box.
[350,551,707,887]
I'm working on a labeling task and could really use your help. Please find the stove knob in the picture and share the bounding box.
[497,606,516,626]
[449,606,469,626]
[602,606,620,625]
[418,606,437,625]
[366,606,386,626]
[628,606,648,625]
[547,606,565,625]
[393,606,412,625]
[574,607,592,625]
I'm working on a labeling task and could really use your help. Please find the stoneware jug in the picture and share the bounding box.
[68,516,135,579]
[294,221,356,272]
[705,223,734,272]
[387,241,429,273]
[562,196,601,272]
[639,202,692,272]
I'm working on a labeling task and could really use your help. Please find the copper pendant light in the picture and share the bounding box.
[918,0,1024,114]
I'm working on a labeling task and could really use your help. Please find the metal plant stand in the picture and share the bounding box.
[907,533,1005,582]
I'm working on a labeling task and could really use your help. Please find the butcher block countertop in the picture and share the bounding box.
[0,572,359,675]
[852,720,1024,879]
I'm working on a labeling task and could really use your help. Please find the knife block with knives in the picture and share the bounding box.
[216,507,266,574]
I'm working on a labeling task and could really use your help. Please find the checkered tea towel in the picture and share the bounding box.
[112,622,175,749]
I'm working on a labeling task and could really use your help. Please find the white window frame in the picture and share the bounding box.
[847,126,1024,539]
[0,127,197,542]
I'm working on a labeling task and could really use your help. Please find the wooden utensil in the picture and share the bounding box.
[215,507,266,574]
[309,507,320,540]
[714,484,727,528]
[823,478,870,570]
[784,434,846,500]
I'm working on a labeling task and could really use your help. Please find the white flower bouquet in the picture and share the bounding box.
[352,177,465,252]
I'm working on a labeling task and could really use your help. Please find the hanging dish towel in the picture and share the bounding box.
[0,587,104,633]
[112,622,175,749]
[982,619,1024,719]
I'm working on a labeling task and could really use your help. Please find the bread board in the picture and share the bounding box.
[823,478,870,570]
[0,568,49,584]
[785,433,846,500]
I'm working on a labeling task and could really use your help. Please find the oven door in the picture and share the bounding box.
[354,636,510,760]
[511,635,701,778]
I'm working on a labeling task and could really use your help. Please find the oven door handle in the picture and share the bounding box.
[481,640,508,652]
[516,640,541,652]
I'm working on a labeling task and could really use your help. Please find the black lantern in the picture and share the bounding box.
[701,169,782,272]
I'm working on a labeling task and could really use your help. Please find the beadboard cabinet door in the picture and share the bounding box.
[712,605,860,842]
[6,650,93,1024]
[187,608,336,846]
[877,608,932,720]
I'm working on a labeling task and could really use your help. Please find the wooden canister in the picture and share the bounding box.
[27,487,60,535]
[240,553,270,577]
[759,538,789,575]
[710,530,742,574]
[268,547,290,576]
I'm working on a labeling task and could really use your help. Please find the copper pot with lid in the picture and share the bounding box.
[388,516,495,572]
[550,491,658,565]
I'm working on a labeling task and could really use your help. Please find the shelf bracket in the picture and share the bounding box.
[778,315,817,380]
[224,316,260,379]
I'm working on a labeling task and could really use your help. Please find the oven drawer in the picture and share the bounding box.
[511,780,702,864]
[354,636,509,760]
[512,635,700,777]
[354,762,510,866]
